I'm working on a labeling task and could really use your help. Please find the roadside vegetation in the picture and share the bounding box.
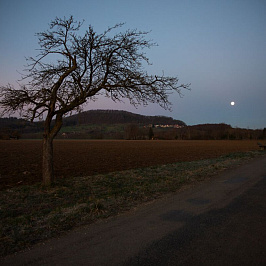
[1,150,265,257]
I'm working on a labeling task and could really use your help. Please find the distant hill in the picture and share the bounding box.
[1,111,264,140]
[62,110,186,127]
[0,110,186,139]
[0,117,43,134]
[188,123,232,131]
[0,117,31,129]
[167,123,264,140]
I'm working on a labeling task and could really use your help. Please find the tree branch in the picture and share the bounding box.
[0,15,190,136]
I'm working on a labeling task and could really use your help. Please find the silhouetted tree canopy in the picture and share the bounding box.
[0,16,190,185]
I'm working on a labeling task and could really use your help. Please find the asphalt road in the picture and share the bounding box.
[2,156,266,266]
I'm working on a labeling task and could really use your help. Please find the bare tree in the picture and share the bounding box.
[0,16,190,186]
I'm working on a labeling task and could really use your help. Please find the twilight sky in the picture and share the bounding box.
[0,0,265,129]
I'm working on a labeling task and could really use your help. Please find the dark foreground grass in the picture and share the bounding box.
[0,151,265,257]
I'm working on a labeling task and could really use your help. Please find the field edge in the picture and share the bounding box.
[1,150,265,257]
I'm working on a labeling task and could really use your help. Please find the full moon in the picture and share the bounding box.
[230,101,235,106]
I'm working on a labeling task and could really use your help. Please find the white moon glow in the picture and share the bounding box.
[230,101,235,106]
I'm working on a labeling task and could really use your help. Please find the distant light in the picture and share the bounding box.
[230,101,235,106]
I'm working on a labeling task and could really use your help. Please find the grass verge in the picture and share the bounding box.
[0,150,265,257]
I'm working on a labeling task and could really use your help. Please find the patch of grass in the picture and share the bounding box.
[0,150,265,257]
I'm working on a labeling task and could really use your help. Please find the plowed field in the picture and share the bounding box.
[0,140,259,190]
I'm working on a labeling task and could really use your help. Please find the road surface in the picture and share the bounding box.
[1,156,266,265]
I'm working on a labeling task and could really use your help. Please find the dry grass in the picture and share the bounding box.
[0,149,265,257]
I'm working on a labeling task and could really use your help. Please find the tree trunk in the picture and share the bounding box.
[42,113,63,186]
[42,136,54,186]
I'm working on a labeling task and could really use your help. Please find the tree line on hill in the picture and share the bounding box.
[62,110,186,127]
[0,111,265,140]
[0,117,43,139]
[152,123,266,140]
[0,110,185,139]
[122,123,265,140]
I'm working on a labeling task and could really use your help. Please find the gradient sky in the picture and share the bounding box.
[0,0,265,129]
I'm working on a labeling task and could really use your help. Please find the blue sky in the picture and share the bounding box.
[0,0,265,129]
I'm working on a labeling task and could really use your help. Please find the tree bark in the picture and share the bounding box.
[42,136,54,186]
